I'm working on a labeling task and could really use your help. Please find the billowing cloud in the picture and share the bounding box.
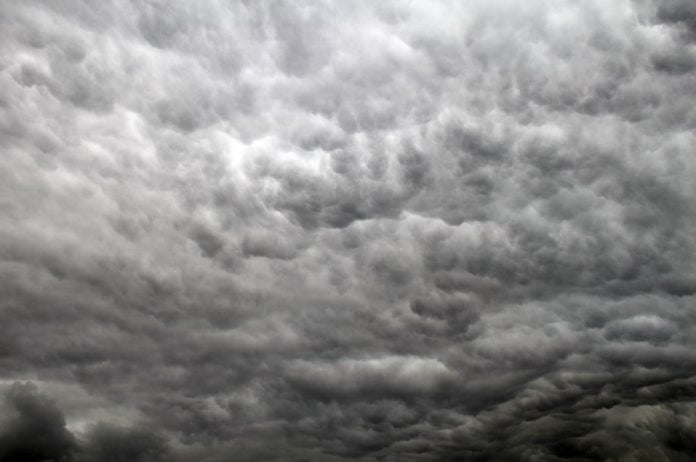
[1,0,696,460]
[0,382,76,462]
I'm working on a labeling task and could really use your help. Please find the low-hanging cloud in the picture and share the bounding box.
[2,0,696,460]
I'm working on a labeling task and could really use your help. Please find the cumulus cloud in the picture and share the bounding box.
[2,0,696,460]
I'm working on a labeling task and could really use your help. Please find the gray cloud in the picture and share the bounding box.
[0,382,76,462]
[2,0,696,460]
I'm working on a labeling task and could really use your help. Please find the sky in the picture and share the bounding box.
[1,1,696,461]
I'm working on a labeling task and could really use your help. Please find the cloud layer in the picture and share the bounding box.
[2,0,696,460]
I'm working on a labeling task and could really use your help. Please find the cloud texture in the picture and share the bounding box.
[1,0,696,460]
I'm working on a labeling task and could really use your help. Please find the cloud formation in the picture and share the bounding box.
[1,0,696,460]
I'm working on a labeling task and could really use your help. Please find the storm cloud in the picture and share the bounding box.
[1,0,696,460]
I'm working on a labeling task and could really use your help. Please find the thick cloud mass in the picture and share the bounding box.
[2,1,696,460]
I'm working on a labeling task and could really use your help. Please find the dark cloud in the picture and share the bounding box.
[0,382,174,462]
[0,382,76,462]
[76,423,169,462]
[656,0,696,41]
[2,0,696,460]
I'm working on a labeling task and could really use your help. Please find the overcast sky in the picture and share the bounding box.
[1,1,696,461]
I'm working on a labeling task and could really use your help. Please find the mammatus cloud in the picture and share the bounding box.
[1,0,696,460]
